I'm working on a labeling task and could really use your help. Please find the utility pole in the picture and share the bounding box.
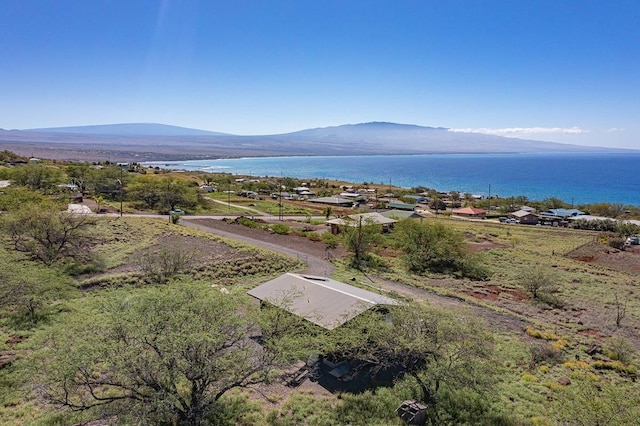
[119,166,123,217]
[279,172,283,221]
[488,184,491,213]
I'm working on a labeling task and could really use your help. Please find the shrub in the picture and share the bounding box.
[321,232,340,249]
[530,342,564,366]
[236,217,259,228]
[270,223,290,235]
[306,232,322,241]
[592,360,637,375]
[526,327,559,341]
[604,337,635,364]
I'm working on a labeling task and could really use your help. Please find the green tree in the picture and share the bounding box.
[554,375,640,425]
[0,259,72,323]
[10,164,63,191]
[394,220,463,274]
[341,216,382,269]
[1,202,95,264]
[126,177,163,209]
[329,303,497,423]
[37,287,279,425]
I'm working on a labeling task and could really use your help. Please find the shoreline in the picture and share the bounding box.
[142,152,640,207]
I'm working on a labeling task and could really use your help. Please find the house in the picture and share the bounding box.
[387,202,417,211]
[451,207,487,218]
[326,212,398,234]
[307,196,355,207]
[510,209,539,225]
[541,208,585,218]
[380,209,427,220]
[247,273,398,330]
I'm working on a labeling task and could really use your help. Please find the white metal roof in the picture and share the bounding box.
[247,273,398,330]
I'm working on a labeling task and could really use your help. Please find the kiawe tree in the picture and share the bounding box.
[1,201,95,265]
[341,216,382,269]
[37,287,279,425]
[328,302,497,423]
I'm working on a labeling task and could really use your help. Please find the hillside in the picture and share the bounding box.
[0,122,628,162]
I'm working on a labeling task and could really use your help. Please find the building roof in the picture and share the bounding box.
[542,208,585,217]
[326,212,397,227]
[387,202,417,211]
[511,209,537,218]
[247,273,398,330]
[380,209,425,220]
[307,196,354,205]
[451,207,487,215]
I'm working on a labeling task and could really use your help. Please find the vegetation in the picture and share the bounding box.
[0,201,96,265]
[35,287,278,425]
[1,153,640,425]
[340,216,382,269]
[393,219,490,280]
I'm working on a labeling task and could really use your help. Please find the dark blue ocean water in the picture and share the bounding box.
[144,152,640,206]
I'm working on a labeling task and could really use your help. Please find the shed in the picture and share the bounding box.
[247,273,398,330]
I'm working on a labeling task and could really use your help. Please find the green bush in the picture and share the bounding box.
[236,217,259,228]
[321,232,340,249]
[306,232,322,241]
[270,223,290,235]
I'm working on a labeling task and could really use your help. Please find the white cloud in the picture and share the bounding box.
[607,127,625,132]
[448,127,589,137]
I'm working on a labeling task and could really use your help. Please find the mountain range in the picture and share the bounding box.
[0,122,627,162]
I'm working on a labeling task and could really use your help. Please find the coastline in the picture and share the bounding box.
[143,152,640,207]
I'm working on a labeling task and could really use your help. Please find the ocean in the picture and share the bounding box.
[143,152,640,206]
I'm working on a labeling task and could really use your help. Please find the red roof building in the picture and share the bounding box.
[451,207,487,217]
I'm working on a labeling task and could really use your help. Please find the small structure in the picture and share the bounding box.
[326,212,397,235]
[396,400,428,425]
[451,207,487,218]
[199,185,215,193]
[510,209,539,225]
[247,273,398,330]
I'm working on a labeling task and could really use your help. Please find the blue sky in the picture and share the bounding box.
[1,0,638,148]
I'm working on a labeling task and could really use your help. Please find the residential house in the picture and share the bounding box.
[326,212,398,234]
[247,273,398,330]
[510,209,539,225]
[451,207,487,218]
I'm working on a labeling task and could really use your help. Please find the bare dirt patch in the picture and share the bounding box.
[566,241,640,275]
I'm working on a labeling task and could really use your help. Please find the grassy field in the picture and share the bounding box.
[1,211,639,425]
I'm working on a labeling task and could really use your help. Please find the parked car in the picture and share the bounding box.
[626,236,639,245]
[169,209,185,215]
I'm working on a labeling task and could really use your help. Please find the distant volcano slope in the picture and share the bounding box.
[0,122,625,162]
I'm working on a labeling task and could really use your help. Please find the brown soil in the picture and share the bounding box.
[184,218,346,276]
[566,241,640,275]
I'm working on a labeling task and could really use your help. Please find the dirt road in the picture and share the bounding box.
[183,218,530,334]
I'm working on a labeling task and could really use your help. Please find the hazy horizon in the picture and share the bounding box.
[1,1,638,148]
